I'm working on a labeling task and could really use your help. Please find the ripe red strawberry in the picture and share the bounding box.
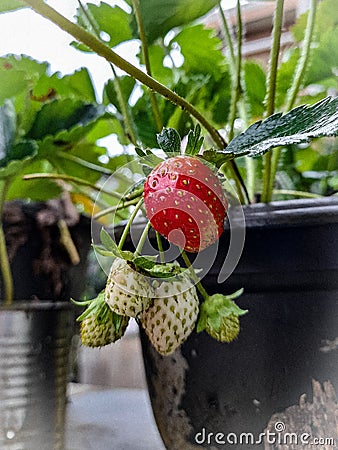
[143,156,228,252]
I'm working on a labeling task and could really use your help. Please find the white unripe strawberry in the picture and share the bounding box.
[105,258,155,318]
[141,274,199,356]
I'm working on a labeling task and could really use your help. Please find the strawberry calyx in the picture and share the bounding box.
[72,291,125,330]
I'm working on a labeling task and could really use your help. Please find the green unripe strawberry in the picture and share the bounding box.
[74,291,129,348]
[141,274,199,356]
[197,291,247,343]
[105,257,155,318]
[81,312,129,348]
[205,313,240,343]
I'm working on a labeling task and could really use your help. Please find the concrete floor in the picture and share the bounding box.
[65,384,165,450]
[76,320,147,389]
[67,325,166,450]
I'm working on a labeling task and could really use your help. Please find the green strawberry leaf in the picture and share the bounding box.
[185,124,204,156]
[0,140,37,168]
[145,262,183,279]
[74,291,106,322]
[157,128,181,155]
[130,0,218,44]
[0,101,39,179]
[133,255,158,271]
[93,245,134,261]
[133,256,183,278]
[92,244,117,258]
[33,68,97,103]
[243,61,266,119]
[112,311,127,334]
[99,228,134,261]
[27,99,104,140]
[0,70,28,106]
[201,149,233,168]
[0,100,16,163]
[100,228,121,256]
[224,97,338,159]
[73,2,132,52]
[0,155,36,180]
[172,24,225,79]
[103,77,136,111]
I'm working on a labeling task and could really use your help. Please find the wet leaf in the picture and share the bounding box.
[224,97,338,159]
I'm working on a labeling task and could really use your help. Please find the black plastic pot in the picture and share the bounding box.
[0,302,73,450]
[140,197,338,449]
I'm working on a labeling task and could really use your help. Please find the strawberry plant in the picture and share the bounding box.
[1,0,338,356]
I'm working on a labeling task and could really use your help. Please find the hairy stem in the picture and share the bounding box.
[23,173,121,199]
[156,232,165,264]
[78,0,139,145]
[261,0,285,203]
[273,189,322,199]
[56,151,113,175]
[269,0,318,197]
[131,0,162,132]
[134,221,152,256]
[181,250,209,302]
[228,0,243,142]
[117,197,144,250]
[285,0,317,111]
[219,3,251,204]
[218,2,236,71]
[93,197,141,220]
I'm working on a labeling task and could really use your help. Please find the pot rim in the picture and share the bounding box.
[0,301,73,312]
[237,196,338,228]
[112,196,338,233]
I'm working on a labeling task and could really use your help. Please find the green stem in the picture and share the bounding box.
[228,0,242,142]
[117,197,144,250]
[23,173,122,199]
[111,65,139,145]
[261,0,285,203]
[269,0,318,195]
[285,0,317,112]
[56,151,113,175]
[218,2,248,203]
[93,197,141,220]
[273,189,322,199]
[245,157,256,202]
[219,2,236,71]
[131,0,162,132]
[134,221,152,256]
[181,250,209,301]
[77,0,139,145]
[156,232,165,264]
[0,180,14,305]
